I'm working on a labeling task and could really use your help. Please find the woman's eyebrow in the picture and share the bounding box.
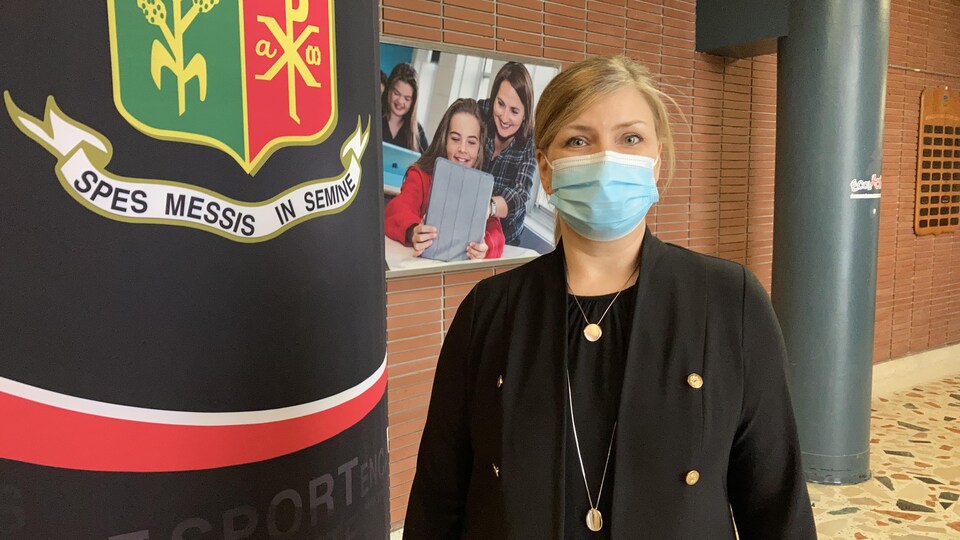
[561,124,597,133]
[615,120,648,129]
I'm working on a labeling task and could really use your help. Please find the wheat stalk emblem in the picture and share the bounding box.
[137,0,219,115]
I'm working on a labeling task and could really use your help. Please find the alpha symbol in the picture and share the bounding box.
[255,40,278,59]
[138,0,219,116]
[255,0,323,124]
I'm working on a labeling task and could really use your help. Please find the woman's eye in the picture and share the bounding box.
[565,137,586,147]
[625,134,642,144]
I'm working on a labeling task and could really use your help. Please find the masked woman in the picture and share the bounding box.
[404,56,816,539]
[382,63,429,152]
[385,98,504,261]
[479,62,537,247]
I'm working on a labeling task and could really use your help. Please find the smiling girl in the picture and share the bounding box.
[381,63,429,152]
[385,99,505,261]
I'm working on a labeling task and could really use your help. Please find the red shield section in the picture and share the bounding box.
[242,0,335,169]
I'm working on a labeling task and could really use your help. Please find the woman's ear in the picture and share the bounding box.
[536,149,553,195]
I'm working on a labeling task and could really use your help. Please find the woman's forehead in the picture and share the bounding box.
[563,87,654,130]
[496,81,523,107]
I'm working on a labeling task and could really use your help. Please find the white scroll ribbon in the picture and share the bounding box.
[4,91,370,242]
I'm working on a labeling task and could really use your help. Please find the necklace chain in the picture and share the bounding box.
[566,368,617,512]
[563,257,640,529]
[568,263,640,330]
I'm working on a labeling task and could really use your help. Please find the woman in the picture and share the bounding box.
[404,56,816,538]
[382,63,429,152]
[385,98,504,261]
[479,62,537,247]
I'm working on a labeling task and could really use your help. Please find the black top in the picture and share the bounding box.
[565,285,636,539]
[381,115,428,152]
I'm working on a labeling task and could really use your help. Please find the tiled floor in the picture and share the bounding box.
[809,375,960,539]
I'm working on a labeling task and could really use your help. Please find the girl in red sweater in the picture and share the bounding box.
[384,99,505,260]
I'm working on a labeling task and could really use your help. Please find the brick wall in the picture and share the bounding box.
[874,0,960,361]
[380,0,960,530]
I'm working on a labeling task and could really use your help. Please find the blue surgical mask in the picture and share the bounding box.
[547,151,659,241]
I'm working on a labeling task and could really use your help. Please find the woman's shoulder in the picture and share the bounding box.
[502,132,534,156]
[660,240,742,273]
[471,250,557,298]
[651,236,772,332]
[653,237,754,295]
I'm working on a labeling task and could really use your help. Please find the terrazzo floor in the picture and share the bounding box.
[808,375,960,539]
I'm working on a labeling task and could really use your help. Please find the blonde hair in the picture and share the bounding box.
[534,55,676,186]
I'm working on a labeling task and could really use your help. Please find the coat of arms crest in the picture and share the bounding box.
[109,0,337,174]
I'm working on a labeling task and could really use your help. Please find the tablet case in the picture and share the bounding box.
[421,158,495,262]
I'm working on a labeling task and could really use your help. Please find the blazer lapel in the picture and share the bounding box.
[609,230,708,536]
[500,244,568,539]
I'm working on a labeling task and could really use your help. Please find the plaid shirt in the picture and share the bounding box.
[479,99,537,246]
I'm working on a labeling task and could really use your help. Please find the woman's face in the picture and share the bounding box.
[446,112,482,168]
[389,80,414,118]
[537,86,661,193]
[492,80,525,141]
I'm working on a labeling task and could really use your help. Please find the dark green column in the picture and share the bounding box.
[773,1,890,484]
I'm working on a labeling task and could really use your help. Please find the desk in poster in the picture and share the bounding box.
[384,236,539,277]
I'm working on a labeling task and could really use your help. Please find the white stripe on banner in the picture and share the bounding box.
[0,355,386,426]
[4,92,370,242]
[850,193,882,199]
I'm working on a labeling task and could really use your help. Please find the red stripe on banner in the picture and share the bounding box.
[0,370,386,472]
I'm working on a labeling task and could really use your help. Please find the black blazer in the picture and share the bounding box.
[404,229,817,539]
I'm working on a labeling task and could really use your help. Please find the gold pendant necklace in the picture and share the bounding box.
[569,264,639,343]
[566,368,617,532]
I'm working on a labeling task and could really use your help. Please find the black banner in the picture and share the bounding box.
[0,1,387,537]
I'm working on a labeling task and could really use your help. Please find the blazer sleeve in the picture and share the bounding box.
[403,288,477,538]
[728,269,817,539]
[483,217,505,259]
[384,168,427,246]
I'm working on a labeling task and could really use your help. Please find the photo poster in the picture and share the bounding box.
[379,42,560,272]
[0,1,388,538]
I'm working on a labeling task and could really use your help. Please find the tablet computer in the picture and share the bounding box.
[382,142,420,195]
[421,157,495,262]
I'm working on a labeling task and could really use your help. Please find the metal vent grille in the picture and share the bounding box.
[915,87,960,235]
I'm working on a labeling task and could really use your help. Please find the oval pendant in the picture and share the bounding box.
[586,508,603,532]
[583,323,602,342]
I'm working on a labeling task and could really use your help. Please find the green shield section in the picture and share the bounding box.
[112,0,244,158]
